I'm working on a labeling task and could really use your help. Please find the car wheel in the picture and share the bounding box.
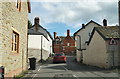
[64,61,66,63]
[53,62,55,64]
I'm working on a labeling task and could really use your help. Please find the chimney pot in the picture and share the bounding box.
[103,19,107,26]
[67,29,70,36]
[34,17,40,25]
[82,24,85,28]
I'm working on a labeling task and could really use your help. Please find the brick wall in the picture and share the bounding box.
[0,2,29,77]
[53,44,61,53]
[53,36,76,54]
[62,36,76,54]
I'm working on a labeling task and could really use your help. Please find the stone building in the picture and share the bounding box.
[83,26,120,69]
[0,0,31,77]
[28,17,53,62]
[53,30,76,55]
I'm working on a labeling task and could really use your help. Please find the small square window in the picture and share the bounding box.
[67,43,70,46]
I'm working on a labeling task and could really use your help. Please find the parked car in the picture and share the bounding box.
[53,52,66,63]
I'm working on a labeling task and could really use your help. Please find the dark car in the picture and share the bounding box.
[53,52,66,63]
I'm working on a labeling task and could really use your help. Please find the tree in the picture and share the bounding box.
[28,20,32,29]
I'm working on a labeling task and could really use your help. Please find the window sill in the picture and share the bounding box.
[11,51,19,55]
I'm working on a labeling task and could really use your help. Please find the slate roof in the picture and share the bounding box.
[28,29,43,35]
[95,26,120,39]
[74,20,102,36]
[59,36,65,41]
[87,26,120,45]
[59,36,74,41]
[28,29,49,41]
[28,24,53,40]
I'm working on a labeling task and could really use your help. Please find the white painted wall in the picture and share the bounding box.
[75,22,100,62]
[28,35,42,49]
[42,35,49,51]
[83,31,109,68]
[47,34,53,54]
[28,34,53,61]
[28,35,51,51]
[75,22,100,50]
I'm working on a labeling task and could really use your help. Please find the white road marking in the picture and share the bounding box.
[62,66,68,71]
[38,66,41,71]
[38,68,40,71]
[73,75,77,77]
[73,75,79,79]
[32,74,37,79]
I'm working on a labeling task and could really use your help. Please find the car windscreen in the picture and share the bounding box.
[55,54,65,56]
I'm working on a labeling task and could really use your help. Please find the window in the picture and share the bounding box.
[15,0,21,11]
[67,43,70,46]
[88,32,91,37]
[15,0,19,8]
[62,47,65,50]
[12,31,19,53]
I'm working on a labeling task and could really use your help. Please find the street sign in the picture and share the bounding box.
[108,38,117,51]
[108,45,116,51]
[109,38,117,45]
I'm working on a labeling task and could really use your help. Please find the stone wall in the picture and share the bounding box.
[28,48,50,63]
[0,2,28,77]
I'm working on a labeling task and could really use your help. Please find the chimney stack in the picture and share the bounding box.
[82,24,85,28]
[103,19,107,26]
[53,32,57,39]
[34,17,40,25]
[67,29,70,36]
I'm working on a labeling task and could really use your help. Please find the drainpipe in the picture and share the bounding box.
[76,35,83,63]
[41,36,43,63]
[76,35,81,50]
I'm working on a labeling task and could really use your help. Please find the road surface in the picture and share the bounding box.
[22,56,119,79]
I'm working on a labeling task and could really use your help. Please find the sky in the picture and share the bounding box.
[28,0,119,37]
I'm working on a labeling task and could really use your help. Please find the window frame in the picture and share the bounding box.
[11,28,19,53]
[15,0,21,11]
[67,43,70,46]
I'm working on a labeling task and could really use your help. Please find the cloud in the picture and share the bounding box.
[29,1,118,29]
[29,0,117,2]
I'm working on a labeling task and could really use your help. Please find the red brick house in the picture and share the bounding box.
[53,30,76,55]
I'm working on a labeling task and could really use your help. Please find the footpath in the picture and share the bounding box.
[19,57,53,79]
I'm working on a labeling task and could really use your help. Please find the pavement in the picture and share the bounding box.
[20,57,53,78]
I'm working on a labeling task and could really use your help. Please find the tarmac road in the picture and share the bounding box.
[22,56,119,79]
